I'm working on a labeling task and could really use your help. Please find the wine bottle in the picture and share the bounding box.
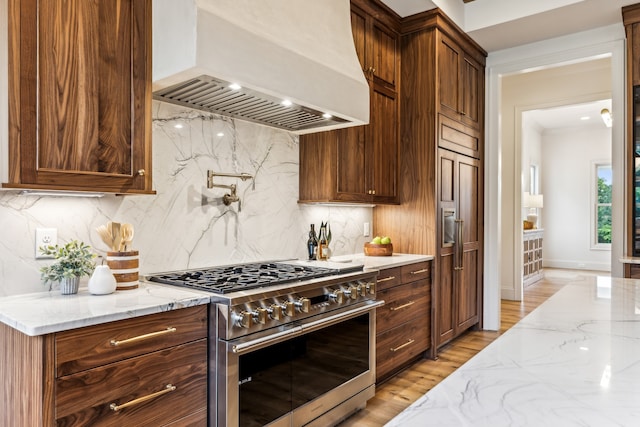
[307,224,318,260]
[318,222,328,260]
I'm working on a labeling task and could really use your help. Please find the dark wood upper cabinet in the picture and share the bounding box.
[438,33,483,131]
[4,0,154,194]
[298,1,400,205]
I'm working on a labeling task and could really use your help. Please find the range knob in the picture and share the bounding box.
[295,297,311,313]
[235,310,253,328]
[356,282,367,297]
[366,282,376,295]
[281,301,296,317]
[344,285,358,300]
[329,289,345,304]
[252,307,268,324]
[268,304,283,320]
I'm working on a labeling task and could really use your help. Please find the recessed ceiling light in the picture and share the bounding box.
[229,83,242,90]
[217,132,224,137]
[580,116,590,121]
[281,100,293,107]
[174,123,184,129]
[322,113,332,119]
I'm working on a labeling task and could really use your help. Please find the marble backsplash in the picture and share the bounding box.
[0,101,373,297]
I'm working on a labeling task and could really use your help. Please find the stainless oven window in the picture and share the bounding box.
[239,313,370,426]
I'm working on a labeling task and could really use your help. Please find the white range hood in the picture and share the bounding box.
[152,0,370,134]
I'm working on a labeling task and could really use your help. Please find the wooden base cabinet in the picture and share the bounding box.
[5,0,154,194]
[0,305,208,427]
[375,261,431,382]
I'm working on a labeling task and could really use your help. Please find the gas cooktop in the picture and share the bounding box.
[146,261,361,294]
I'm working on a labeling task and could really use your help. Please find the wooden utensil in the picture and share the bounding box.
[120,223,134,251]
[96,225,113,250]
[111,222,122,252]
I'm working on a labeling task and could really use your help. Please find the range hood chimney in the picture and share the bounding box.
[152,0,369,134]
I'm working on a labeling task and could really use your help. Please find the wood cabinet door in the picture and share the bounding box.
[371,21,398,88]
[7,0,153,194]
[368,84,399,203]
[336,126,368,202]
[437,33,483,131]
[436,149,482,347]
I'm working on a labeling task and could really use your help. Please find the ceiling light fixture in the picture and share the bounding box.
[600,108,612,128]
[281,100,293,107]
[229,83,242,90]
[580,116,590,121]
[322,113,333,119]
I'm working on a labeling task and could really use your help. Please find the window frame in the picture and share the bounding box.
[591,160,612,250]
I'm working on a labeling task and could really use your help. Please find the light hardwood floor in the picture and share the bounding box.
[340,269,592,426]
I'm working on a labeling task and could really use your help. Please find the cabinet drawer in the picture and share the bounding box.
[55,339,207,427]
[376,318,429,382]
[377,280,430,333]
[376,266,402,291]
[438,114,480,158]
[401,261,431,283]
[55,305,208,376]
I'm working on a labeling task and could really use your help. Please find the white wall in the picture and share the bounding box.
[499,57,613,300]
[0,102,372,297]
[484,24,625,329]
[541,126,612,271]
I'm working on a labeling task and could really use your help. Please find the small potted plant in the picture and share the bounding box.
[40,240,97,294]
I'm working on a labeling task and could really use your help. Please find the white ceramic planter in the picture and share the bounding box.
[88,265,117,295]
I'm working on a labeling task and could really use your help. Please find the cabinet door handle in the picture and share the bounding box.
[110,384,176,412]
[390,301,415,311]
[456,219,464,271]
[377,276,396,283]
[409,268,429,275]
[109,327,177,347]
[390,339,415,352]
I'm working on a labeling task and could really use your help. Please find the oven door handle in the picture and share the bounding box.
[231,300,385,355]
[300,300,385,335]
[231,326,304,355]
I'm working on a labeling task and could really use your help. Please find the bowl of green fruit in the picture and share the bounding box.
[364,236,393,256]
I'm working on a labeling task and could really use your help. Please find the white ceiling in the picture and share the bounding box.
[381,0,639,53]
[525,99,612,131]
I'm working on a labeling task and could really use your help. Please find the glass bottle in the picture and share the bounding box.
[318,222,328,260]
[307,224,318,260]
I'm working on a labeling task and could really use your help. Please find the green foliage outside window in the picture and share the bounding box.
[597,174,612,244]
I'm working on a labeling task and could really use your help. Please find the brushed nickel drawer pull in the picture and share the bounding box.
[390,301,415,311]
[377,276,396,283]
[390,339,415,352]
[409,268,429,275]
[110,327,177,347]
[110,384,176,412]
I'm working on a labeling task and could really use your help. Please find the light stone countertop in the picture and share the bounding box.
[0,283,211,336]
[0,253,433,337]
[387,274,640,426]
[329,252,433,271]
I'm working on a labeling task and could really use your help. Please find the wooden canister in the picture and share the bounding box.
[106,250,139,290]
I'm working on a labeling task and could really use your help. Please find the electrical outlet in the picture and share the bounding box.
[35,228,58,259]
[363,222,370,237]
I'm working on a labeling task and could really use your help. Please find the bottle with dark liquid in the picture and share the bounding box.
[317,222,328,260]
[307,224,318,260]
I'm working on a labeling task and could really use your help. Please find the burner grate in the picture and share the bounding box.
[147,262,340,294]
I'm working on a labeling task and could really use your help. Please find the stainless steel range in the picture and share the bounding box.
[147,260,381,427]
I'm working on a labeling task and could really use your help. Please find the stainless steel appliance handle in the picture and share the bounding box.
[455,219,464,271]
[231,326,303,354]
[301,300,385,335]
[231,300,385,355]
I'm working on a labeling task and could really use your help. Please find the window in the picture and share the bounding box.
[529,164,539,195]
[595,164,612,246]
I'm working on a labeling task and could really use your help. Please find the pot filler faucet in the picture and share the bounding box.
[206,170,254,207]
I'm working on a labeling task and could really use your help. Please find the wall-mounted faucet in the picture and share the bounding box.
[206,170,253,209]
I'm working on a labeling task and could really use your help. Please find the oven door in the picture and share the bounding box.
[216,300,383,427]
